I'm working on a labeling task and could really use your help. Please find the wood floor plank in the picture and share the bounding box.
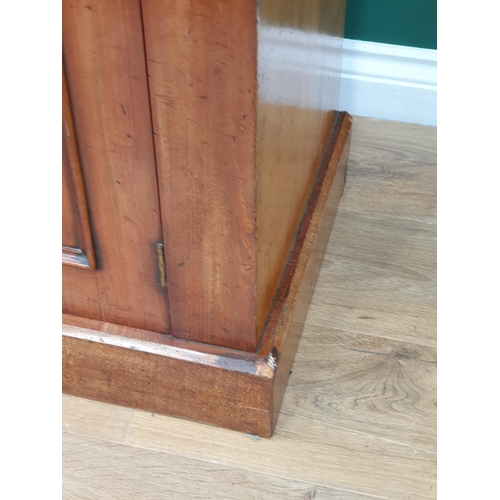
[342,117,436,223]
[282,326,436,453]
[306,303,435,348]
[349,118,437,176]
[325,211,436,280]
[315,274,435,315]
[341,187,435,225]
[307,210,436,346]
[120,407,435,499]
[63,432,374,500]
[321,254,435,313]
[63,394,133,442]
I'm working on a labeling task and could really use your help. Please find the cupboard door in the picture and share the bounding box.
[141,0,258,352]
[62,0,169,333]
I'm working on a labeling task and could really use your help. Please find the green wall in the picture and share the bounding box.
[344,0,437,50]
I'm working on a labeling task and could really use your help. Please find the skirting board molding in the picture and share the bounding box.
[339,39,437,126]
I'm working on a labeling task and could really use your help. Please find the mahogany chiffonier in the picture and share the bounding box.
[62,0,352,437]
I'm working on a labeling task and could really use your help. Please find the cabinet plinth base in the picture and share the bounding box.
[62,113,352,438]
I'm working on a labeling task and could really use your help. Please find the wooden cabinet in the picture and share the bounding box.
[63,0,352,437]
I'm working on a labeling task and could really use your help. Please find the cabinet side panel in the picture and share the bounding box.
[256,0,346,340]
[142,0,258,351]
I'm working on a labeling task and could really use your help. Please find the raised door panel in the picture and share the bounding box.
[62,68,97,269]
[62,0,169,333]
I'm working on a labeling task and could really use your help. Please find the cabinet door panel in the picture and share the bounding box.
[62,68,97,269]
[141,0,258,351]
[62,0,169,333]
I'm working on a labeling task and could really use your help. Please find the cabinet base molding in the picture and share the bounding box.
[62,112,352,438]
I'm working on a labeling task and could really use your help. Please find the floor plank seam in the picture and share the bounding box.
[120,409,136,443]
[343,347,436,364]
[279,411,436,455]
[63,428,127,447]
[302,323,437,349]
[63,429,389,499]
[334,207,436,226]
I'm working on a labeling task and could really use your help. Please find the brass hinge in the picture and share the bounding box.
[156,242,167,288]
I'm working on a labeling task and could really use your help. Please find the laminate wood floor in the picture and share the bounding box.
[63,117,437,500]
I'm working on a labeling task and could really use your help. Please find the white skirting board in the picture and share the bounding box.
[339,39,437,126]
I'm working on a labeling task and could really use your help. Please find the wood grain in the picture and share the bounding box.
[63,117,437,500]
[63,432,374,500]
[61,392,435,499]
[123,408,435,499]
[63,333,274,437]
[307,116,436,347]
[63,314,259,362]
[341,118,436,223]
[63,395,134,442]
[142,0,258,351]
[307,212,436,346]
[141,0,348,350]
[62,0,169,332]
[62,115,352,438]
[283,326,436,453]
[266,113,352,429]
[62,66,97,270]
[256,0,346,342]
